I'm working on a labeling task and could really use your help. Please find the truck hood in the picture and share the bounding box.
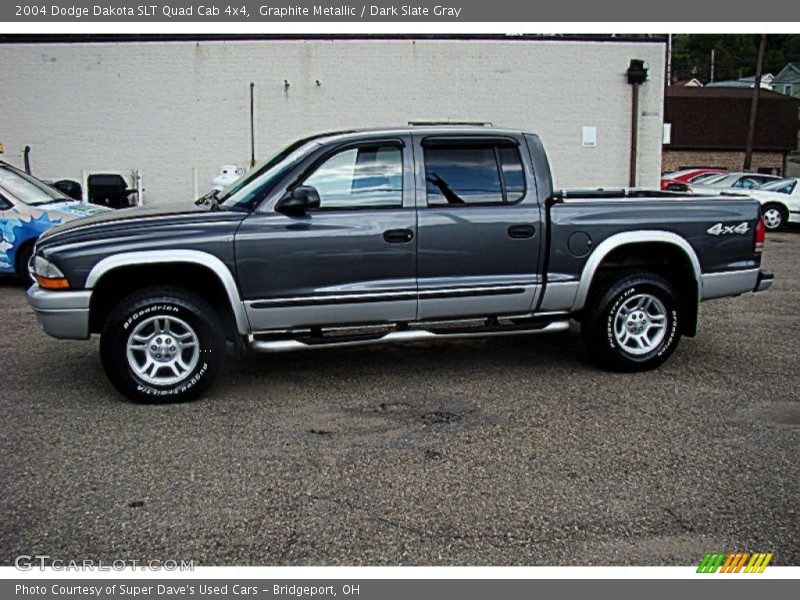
[39,200,245,241]
[42,200,216,233]
[33,199,248,288]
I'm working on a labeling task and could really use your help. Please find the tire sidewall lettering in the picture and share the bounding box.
[134,362,209,397]
[656,310,679,358]
[605,286,638,350]
[122,304,180,331]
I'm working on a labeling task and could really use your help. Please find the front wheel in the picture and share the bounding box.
[100,287,226,402]
[581,272,681,372]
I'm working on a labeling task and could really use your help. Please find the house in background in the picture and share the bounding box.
[773,63,800,100]
[672,77,704,87]
[772,63,800,154]
[662,86,799,175]
[705,73,774,90]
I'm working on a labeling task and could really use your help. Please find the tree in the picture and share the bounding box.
[671,34,800,84]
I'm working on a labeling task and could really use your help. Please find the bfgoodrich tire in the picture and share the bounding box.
[100,287,226,403]
[581,272,681,372]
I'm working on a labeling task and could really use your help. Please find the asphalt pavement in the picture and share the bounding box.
[1,232,798,566]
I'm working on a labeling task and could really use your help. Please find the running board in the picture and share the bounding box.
[246,321,570,353]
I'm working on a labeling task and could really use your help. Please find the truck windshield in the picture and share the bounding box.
[0,163,72,206]
[218,140,321,210]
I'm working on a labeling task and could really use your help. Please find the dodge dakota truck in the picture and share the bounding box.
[27,127,773,402]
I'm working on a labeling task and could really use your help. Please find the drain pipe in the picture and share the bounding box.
[23,146,31,174]
[626,59,649,187]
[249,82,256,168]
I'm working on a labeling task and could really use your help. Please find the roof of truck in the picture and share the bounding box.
[308,125,530,144]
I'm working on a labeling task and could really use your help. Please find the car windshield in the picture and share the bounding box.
[218,140,322,209]
[756,178,796,194]
[689,172,724,183]
[697,173,731,186]
[662,169,692,179]
[0,163,72,206]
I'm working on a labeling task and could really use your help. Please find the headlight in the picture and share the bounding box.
[31,255,70,290]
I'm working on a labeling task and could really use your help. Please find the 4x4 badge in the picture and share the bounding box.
[707,222,750,236]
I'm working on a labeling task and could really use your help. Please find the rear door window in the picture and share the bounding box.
[423,142,526,206]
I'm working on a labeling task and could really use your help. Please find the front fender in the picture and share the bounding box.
[86,250,251,334]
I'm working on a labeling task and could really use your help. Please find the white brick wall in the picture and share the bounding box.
[0,38,665,203]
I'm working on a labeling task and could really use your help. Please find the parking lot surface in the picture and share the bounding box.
[1,232,798,566]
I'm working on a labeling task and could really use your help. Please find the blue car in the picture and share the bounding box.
[0,160,110,282]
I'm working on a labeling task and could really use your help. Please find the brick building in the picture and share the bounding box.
[662,86,799,175]
[0,35,666,202]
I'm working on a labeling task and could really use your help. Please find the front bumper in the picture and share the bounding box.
[27,285,92,340]
[754,268,774,293]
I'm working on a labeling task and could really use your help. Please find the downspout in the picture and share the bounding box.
[629,83,640,187]
[249,82,256,168]
[626,60,649,187]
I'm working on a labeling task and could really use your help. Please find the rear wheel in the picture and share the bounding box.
[762,203,787,231]
[582,272,681,372]
[100,287,225,402]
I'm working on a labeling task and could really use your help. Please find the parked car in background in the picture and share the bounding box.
[749,178,800,231]
[660,168,727,191]
[688,172,783,194]
[0,161,110,284]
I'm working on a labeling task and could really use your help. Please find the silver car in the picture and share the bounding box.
[689,172,783,194]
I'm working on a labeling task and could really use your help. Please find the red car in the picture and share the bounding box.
[660,168,727,191]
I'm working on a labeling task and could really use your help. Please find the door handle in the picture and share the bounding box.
[507,224,535,239]
[383,229,414,243]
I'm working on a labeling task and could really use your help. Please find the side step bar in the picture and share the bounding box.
[247,320,570,353]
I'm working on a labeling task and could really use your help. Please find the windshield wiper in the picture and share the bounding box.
[26,198,70,206]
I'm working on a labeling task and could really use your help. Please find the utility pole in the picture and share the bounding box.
[710,48,716,83]
[666,34,672,86]
[744,34,767,172]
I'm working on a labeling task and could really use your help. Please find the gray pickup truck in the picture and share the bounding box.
[27,126,773,402]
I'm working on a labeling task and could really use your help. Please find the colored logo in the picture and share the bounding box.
[697,552,773,573]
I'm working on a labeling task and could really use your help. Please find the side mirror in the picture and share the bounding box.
[278,185,321,215]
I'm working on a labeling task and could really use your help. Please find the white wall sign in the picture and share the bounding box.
[663,123,672,145]
[582,126,597,148]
